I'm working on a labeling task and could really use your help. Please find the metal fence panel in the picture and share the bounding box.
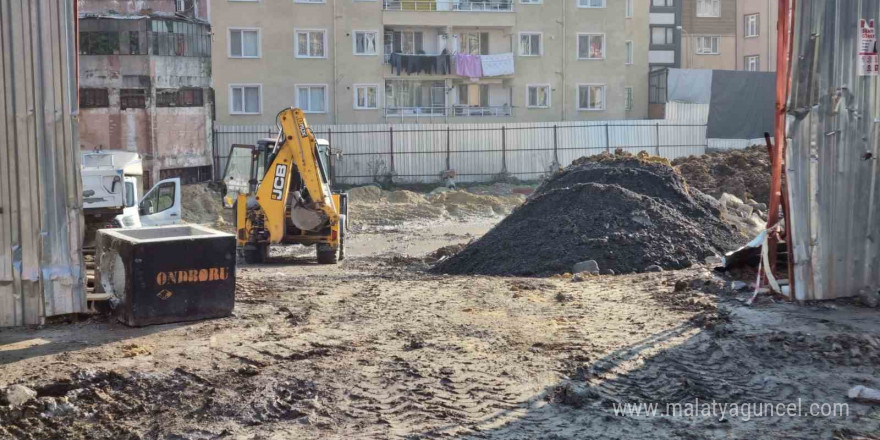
[214,119,731,186]
[1,0,84,326]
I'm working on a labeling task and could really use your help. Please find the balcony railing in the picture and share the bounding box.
[384,106,513,117]
[453,105,511,117]
[383,0,514,12]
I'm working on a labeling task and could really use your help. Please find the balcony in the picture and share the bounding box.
[383,0,516,27]
[452,105,511,117]
[383,106,513,119]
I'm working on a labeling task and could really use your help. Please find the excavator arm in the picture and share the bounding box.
[254,108,340,243]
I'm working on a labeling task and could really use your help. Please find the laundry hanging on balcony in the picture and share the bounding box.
[455,53,483,79]
[389,53,452,75]
[480,53,514,77]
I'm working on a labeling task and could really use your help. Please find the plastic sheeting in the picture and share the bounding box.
[667,69,713,104]
[786,0,880,301]
[0,0,85,325]
[707,70,777,139]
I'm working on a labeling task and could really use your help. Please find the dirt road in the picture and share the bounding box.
[1,218,878,439]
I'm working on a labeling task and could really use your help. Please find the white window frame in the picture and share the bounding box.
[745,55,759,71]
[229,84,262,115]
[578,0,606,8]
[577,33,606,60]
[695,36,720,55]
[577,84,606,112]
[745,14,759,38]
[518,32,543,57]
[295,29,328,59]
[353,30,379,56]
[353,84,379,110]
[526,84,551,108]
[625,86,634,112]
[625,40,633,64]
[520,0,543,3]
[227,27,261,58]
[625,0,633,18]
[696,0,720,18]
[295,84,328,114]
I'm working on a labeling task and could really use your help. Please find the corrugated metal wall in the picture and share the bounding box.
[215,120,709,185]
[1,0,85,325]
[786,1,880,301]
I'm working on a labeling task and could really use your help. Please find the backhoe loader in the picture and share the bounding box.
[234,107,347,264]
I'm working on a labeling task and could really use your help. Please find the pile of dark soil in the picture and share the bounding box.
[672,145,771,204]
[433,152,746,276]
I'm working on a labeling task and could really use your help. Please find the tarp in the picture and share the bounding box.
[707,70,776,139]
[667,69,713,104]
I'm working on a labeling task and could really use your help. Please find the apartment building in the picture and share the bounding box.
[648,0,680,71]
[77,0,214,187]
[211,0,650,125]
[679,0,737,70]
[736,0,777,72]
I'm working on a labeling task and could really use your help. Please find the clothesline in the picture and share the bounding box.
[387,52,515,78]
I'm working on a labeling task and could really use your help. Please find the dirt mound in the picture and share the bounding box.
[347,186,523,228]
[181,183,234,232]
[434,152,746,276]
[672,145,771,204]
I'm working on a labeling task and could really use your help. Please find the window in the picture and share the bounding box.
[745,55,759,71]
[229,28,260,58]
[230,85,261,114]
[296,29,327,58]
[519,33,542,56]
[156,88,204,107]
[354,84,379,109]
[696,0,720,17]
[354,31,378,55]
[578,0,605,8]
[385,30,424,54]
[625,41,633,64]
[120,89,147,109]
[695,36,720,54]
[651,27,675,45]
[578,85,605,111]
[156,182,176,212]
[577,34,605,60]
[79,31,119,55]
[150,20,211,57]
[79,88,109,108]
[652,0,673,6]
[625,87,634,112]
[527,84,550,108]
[457,84,489,107]
[520,0,542,3]
[124,181,136,208]
[297,85,327,113]
[385,80,446,115]
[175,0,196,12]
[128,31,141,54]
[625,0,633,17]
[745,14,759,37]
[459,32,489,55]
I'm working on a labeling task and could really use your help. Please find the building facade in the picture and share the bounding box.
[679,0,737,70]
[648,0,680,71]
[211,0,650,126]
[735,0,777,72]
[78,0,214,187]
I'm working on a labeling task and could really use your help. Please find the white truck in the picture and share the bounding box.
[81,151,182,248]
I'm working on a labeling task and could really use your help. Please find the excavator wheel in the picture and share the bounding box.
[244,243,268,264]
[316,243,338,264]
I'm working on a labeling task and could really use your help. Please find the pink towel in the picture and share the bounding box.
[455,54,483,78]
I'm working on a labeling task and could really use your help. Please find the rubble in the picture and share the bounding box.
[672,145,772,204]
[434,151,746,276]
[4,385,36,407]
[181,183,235,232]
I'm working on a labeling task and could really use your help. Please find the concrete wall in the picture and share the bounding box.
[212,0,650,126]
[735,0,777,71]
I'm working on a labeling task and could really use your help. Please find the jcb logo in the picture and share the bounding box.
[299,123,308,137]
[271,164,288,200]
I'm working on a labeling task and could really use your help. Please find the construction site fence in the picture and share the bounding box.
[214,120,718,185]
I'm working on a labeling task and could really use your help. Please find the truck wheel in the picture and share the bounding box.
[316,243,338,264]
[244,243,268,264]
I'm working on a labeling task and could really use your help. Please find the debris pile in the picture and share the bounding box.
[181,183,235,232]
[672,145,772,204]
[347,185,524,229]
[434,151,746,276]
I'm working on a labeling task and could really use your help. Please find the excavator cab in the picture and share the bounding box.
[233,108,347,264]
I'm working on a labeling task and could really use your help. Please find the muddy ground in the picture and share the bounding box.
[1,217,879,440]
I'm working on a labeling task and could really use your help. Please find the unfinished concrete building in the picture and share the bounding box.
[77,0,213,188]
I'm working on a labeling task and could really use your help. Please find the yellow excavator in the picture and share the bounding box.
[234,107,347,264]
